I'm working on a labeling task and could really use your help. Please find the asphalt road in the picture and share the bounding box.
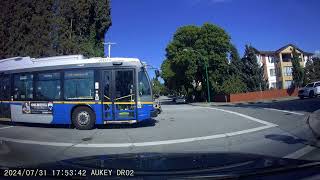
[0,96,320,167]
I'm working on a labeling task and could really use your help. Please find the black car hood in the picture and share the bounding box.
[31,152,320,178]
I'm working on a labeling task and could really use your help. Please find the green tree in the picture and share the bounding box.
[291,48,304,87]
[0,0,53,58]
[219,75,247,94]
[241,45,267,91]
[229,44,245,79]
[313,57,320,81]
[304,57,320,84]
[161,23,233,101]
[152,78,162,95]
[0,0,111,58]
[161,59,177,92]
[151,77,169,97]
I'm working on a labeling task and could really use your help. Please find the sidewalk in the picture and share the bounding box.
[190,96,299,107]
[308,109,320,140]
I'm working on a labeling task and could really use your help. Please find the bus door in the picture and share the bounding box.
[102,69,137,122]
[102,70,113,121]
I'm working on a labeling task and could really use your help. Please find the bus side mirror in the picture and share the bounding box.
[155,70,160,77]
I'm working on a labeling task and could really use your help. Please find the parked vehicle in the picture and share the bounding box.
[298,81,320,99]
[175,96,187,104]
[172,95,177,102]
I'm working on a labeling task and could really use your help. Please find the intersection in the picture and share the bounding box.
[0,97,320,167]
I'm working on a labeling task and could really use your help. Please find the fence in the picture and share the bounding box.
[214,88,298,102]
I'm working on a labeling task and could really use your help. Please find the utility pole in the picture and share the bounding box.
[103,42,116,58]
[205,63,211,103]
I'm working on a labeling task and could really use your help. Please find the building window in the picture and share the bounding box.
[268,56,275,63]
[284,80,293,89]
[277,81,282,89]
[64,70,94,100]
[13,74,33,100]
[270,82,277,89]
[35,72,61,100]
[282,66,292,76]
[282,53,292,62]
[275,68,280,76]
[269,69,276,76]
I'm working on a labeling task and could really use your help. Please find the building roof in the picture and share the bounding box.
[258,51,275,55]
[0,55,143,73]
[257,44,314,56]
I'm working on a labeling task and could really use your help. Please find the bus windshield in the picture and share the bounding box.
[138,69,152,102]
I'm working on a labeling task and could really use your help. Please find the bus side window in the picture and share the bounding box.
[13,74,33,100]
[35,72,61,101]
[0,76,3,100]
[64,70,94,100]
[0,75,9,100]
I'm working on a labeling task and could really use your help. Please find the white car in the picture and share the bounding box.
[298,81,320,99]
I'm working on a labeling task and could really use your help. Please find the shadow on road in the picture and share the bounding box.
[0,121,72,129]
[160,101,186,105]
[219,97,320,113]
[265,134,306,144]
[0,119,159,130]
[97,119,159,129]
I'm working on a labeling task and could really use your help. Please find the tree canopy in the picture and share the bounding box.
[291,48,304,87]
[304,57,320,84]
[241,45,268,91]
[152,78,167,96]
[0,0,112,58]
[161,23,235,101]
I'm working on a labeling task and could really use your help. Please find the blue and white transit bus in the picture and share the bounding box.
[0,55,157,130]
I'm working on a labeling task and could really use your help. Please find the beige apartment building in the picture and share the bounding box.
[256,44,313,89]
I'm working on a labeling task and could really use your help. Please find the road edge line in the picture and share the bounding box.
[263,108,304,116]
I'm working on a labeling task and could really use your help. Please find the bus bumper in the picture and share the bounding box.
[104,120,137,124]
[151,110,158,117]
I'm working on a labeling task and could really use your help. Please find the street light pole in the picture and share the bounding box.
[205,63,211,103]
[103,42,116,58]
[183,48,211,103]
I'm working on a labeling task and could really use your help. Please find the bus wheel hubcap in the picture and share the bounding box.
[78,111,90,125]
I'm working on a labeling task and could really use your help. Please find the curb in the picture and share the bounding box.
[307,109,320,139]
[190,97,299,107]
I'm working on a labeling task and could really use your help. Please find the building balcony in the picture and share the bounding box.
[282,58,292,62]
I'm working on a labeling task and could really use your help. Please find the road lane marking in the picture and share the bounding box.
[263,108,304,116]
[0,125,274,148]
[283,145,316,159]
[162,107,203,111]
[0,126,13,130]
[0,107,277,147]
[0,137,76,147]
[225,126,274,136]
[202,107,278,127]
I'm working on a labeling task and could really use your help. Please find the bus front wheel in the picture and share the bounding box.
[72,106,96,130]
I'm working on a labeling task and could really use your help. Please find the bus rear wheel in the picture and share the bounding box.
[72,106,95,130]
